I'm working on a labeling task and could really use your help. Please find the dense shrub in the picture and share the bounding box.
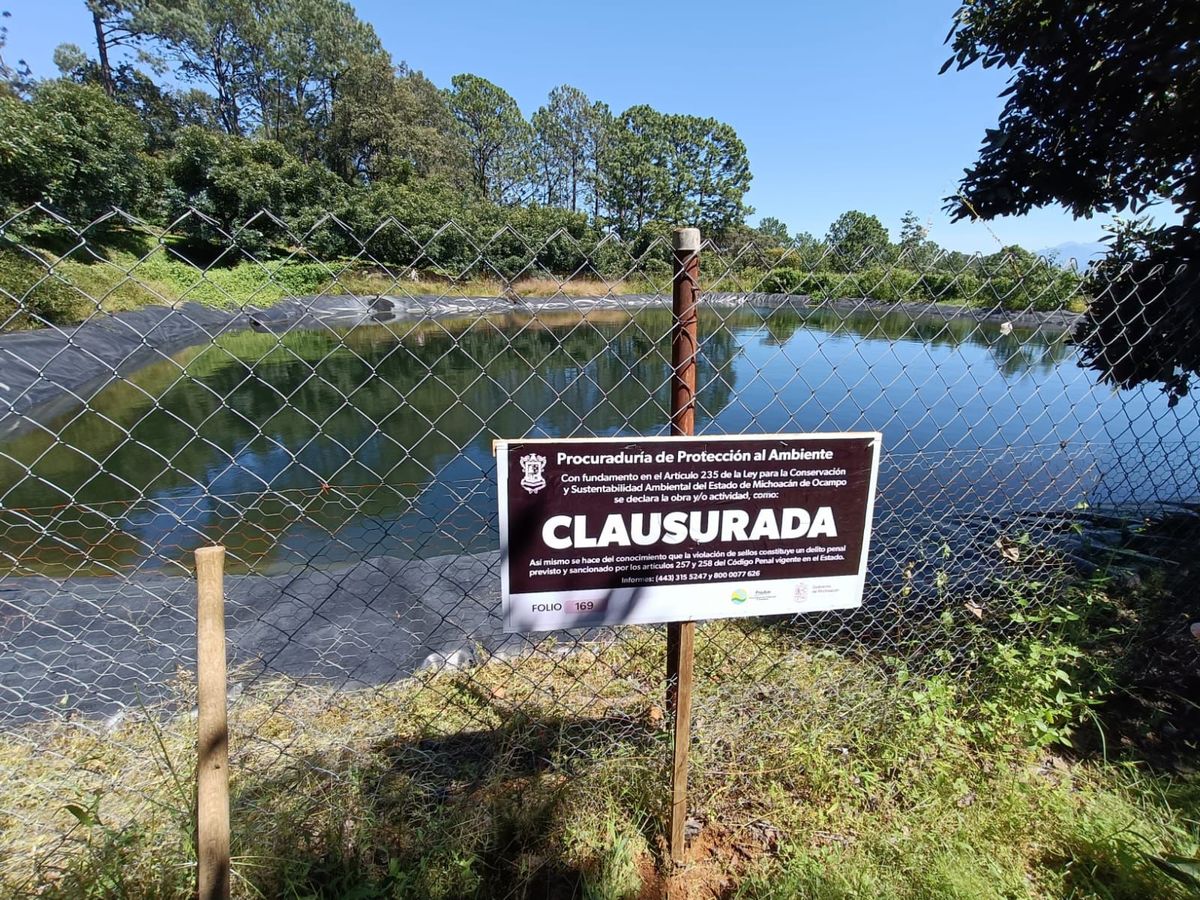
[0,81,150,221]
[855,265,921,302]
[163,128,348,252]
[972,270,1081,312]
[760,263,1076,309]
[950,271,984,304]
[475,204,596,279]
[919,271,968,303]
[324,192,602,281]
[761,268,870,299]
[1028,269,1083,311]
[970,245,1084,311]
[263,261,341,295]
[762,266,805,294]
[340,176,483,273]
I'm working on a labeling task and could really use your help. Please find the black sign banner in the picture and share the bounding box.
[497,433,881,633]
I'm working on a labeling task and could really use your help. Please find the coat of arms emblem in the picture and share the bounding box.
[518,452,547,494]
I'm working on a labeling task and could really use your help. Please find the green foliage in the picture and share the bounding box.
[163,126,347,249]
[116,246,338,307]
[601,104,752,240]
[953,568,1124,749]
[978,245,1081,311]
[944,1,1197,227]
[898,209,927,249]
[561,803,648,900]
[944,0,1200,400]
[0,0,1085,328]
[446,73,531,203]
[922,270,980,303]
[329,59,465,184]
[338,174,482,271]
[737,767,1199,900]
[0,79,149,219]
[531,85,609,214]
[139,0,388,145]
[853,265,921,302]
[976,634,1091,747]
[3,569,1198,898]
[758,243,1081,308]
[1076,220,1200,403]
[580,819,644,900]
[0,246,88,326]
[733,564,1194,900]
[761,266,805,294]
[479,204,596,279]
[754,216,791,247]
[825,210,892,270]
[54,47,213,151]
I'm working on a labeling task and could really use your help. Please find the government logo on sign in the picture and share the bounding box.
[519,452,547,494]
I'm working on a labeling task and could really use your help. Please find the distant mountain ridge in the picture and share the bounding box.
[1038,240,1108,268]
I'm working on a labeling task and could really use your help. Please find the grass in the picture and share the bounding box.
[1,550,1197,899]
[49,248,657,314]
[2,230,661,328]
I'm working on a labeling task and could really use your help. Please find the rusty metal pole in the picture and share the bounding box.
[666,227,700,865]
[669,229,700,438]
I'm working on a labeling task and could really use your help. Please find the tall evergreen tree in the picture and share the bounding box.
[531,85,608,213]
[445,73,531,203]
[601,106,751,239]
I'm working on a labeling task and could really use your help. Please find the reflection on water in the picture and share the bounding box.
[761,307,1072,378]
[0,305,1195,575]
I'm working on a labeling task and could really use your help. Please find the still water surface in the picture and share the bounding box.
[0,306,1195,575]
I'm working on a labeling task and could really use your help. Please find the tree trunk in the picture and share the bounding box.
[91,9,114,98]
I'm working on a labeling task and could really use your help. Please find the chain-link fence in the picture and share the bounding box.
[1,205,1197,896]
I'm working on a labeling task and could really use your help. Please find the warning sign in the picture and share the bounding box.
[497,433,881,632]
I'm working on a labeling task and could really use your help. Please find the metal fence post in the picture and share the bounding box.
[667,226,700,865]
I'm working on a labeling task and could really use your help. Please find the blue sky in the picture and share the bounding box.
[6,0,1122,256]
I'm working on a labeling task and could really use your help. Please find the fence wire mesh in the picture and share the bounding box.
[0,205,1197,895]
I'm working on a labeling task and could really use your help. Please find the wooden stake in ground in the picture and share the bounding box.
[195,544,231,900]
[667,227,700,865]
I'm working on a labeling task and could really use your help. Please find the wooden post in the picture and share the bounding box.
[195,545,231,900]
[667,227,700,865]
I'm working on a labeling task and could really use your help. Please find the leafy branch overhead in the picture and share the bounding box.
[943,0,1200,401]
